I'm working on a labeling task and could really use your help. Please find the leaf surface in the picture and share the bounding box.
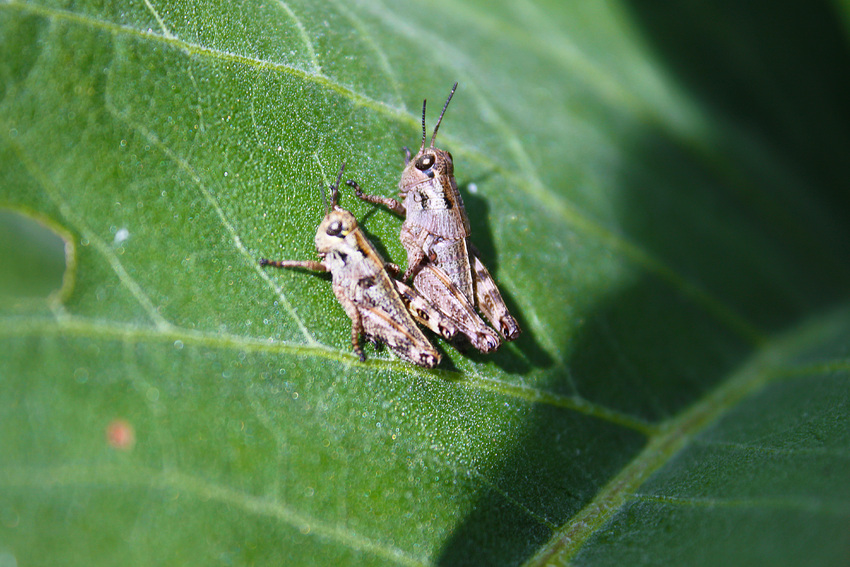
[1,1,849,565]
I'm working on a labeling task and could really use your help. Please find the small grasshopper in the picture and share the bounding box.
[348,83,520,351]
[260,162,458,368]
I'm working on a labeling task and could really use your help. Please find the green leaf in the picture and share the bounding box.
[1,1,848,566]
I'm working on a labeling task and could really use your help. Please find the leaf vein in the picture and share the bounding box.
[326,0,405,108]
[141,0,175,39]
[633,493,850,516]
[471,469,559,531]
[0,314,655,434]
[693,439,850,460]
[103,103,317,345]
[0,464,429,567]
[270,0,321,74]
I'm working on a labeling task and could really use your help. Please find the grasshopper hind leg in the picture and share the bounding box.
[471,254,521,341]
[335,293,367,362]
[413,264,501,354]
[348,308,367,362]
[393,279,459,341]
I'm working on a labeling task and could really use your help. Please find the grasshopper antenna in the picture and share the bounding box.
[320,182,329,214]
[430,82,457,148]
[330,161,346,209]
[418,99,428,154]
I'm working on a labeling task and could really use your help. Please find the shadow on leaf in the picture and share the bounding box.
[436,1,850,564]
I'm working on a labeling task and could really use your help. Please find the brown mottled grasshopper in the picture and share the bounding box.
[347,83,520,352]
[260,162,458,368]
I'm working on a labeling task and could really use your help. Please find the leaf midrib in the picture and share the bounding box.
[525,305,850,566]
[0,313,655,435]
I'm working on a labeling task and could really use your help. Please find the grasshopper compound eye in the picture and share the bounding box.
[326,220,344,237]
[415,154,435,171]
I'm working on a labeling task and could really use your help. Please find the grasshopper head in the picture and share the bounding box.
[399,147,454,193]
[399,82,457,194]
[315,161,358,254]
[314,207,358,254]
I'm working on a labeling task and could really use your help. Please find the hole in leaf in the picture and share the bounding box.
[0,209,69,302]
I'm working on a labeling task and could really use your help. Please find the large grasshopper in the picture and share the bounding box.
[348,84,520,353]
